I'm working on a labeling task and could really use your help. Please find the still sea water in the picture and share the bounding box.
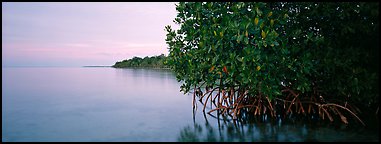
[2,67,379,142]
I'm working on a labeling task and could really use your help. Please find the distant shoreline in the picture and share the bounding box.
[82,66,171,70]
[112,66,171,70]
[82,66,112,67]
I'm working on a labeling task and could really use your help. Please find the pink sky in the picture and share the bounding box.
[2,2,179,67]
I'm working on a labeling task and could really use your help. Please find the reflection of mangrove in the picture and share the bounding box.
[178,111,377,142]
[178,113,315,142]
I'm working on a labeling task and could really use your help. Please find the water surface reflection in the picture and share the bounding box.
[2,67,378,142]
[178,112,379,142]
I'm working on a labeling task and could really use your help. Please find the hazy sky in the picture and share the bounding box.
[2,2,179,67]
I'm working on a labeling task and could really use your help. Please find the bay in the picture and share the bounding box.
[2,67,378,142]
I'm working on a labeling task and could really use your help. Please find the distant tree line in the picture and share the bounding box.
[112,54,168,68]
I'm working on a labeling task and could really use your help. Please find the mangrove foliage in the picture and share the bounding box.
[165,2,379,125]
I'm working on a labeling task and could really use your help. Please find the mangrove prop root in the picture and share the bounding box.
[192,86,366,125]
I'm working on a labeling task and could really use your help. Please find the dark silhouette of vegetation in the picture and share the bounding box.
[165,2,378,125]
[112,54,169,68]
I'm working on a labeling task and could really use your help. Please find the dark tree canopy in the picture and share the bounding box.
[273,2,379,107]
[165,2,378,123]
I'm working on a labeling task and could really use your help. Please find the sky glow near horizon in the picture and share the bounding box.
[2,2,179,67]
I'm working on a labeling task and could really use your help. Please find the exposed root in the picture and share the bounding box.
[193,85,367,126]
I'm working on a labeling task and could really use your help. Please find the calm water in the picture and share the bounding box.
[2,67,379,142]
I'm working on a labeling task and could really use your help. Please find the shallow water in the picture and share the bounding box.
[2,67,379,142]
